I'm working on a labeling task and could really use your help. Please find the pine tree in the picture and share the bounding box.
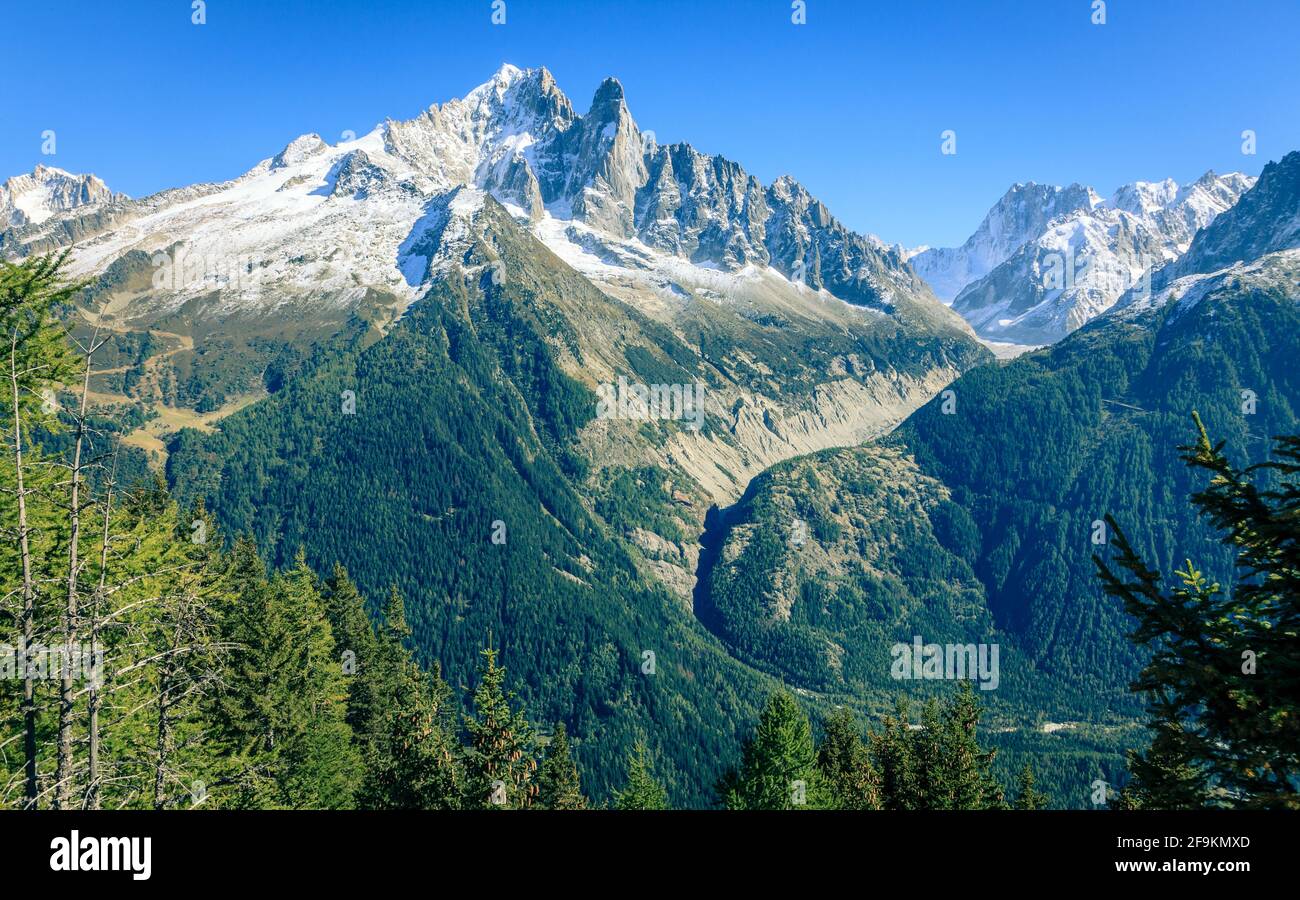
[463,645,537,809]
[613,741,668,810]
[816,707,882,810]
[0,254,77,808]
[1096,414,1300,809]
[210,548,362,808]
[359,658,464,810]
[935,682,1006,809]
[356,585,463,809]
[536,721,587,810]
[868,688,1005,810]
[139,501,228,809]
[1013,763,1048,810]
[870,699,924,810]
[1121,692,1212,810]
[719,689,828,810]
[322,565,382,738]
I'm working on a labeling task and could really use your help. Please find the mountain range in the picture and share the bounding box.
[3,64,1297,806]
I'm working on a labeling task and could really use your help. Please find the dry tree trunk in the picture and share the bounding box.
[85,451,116,810]
[54,321,101,809]
[9,330,38,809]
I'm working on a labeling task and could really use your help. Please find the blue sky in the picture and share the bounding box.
[4,0,1298,247]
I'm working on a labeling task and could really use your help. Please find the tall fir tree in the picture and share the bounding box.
[210,548,361,808]
[1,254,77,809]
[869,699,924,810]
[933,682,1006,809]
[1096,414,1300,809]
[613,741,669,810]
[718,689,828,810]
[536,721,587,810]
[356,585,463,809]
[868,687,1006,810]
[1013,763,1048,810]
[816,707,882,810]
[322,565,383,740]
[463,645,537,809]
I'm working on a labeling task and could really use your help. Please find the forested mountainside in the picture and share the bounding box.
[159,188,982,804]
[697,152,1300,738]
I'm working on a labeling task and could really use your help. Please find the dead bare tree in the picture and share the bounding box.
[52,314,108,809]
[8,329,39,808]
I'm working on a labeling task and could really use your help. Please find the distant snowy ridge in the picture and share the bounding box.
[911,182,1102,301]
[913,170,1254,344]
[1108,150,1300,325]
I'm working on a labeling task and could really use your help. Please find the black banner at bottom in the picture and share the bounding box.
[2,810,1286,887]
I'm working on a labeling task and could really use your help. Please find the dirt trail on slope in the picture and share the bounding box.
[76,308,260,467]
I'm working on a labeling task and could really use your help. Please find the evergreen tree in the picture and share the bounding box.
[463,646,537,809]
[210,548,362,808]
[868,687,1006,810]
[613,741,668,810]
[138,500,229,809]
[356,585,463,809]
[1,255,78,805]
[1096,414,1300,808]
[934,682,1006,809]
[869,699,924,810]
[1118,694,1212,810]
[359,657,464,810]
[816,707,882,810]
[1013,763,1048,810]
[719,689,828,810]
[536,721,587,810]
[322,565,383,738]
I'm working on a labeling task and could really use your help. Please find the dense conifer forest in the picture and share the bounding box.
[3,254,1295,809]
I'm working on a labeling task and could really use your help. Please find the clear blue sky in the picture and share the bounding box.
[4,0,1298,247]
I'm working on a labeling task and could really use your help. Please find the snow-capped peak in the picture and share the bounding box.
[271,134,330,169]
[11,64,949,331]
[1,164,123,228]
[910,181,1102,301]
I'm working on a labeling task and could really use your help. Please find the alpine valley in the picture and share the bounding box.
[4,65,1297,807]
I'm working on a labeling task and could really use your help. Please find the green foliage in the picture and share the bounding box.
[1096,415,1300,809]
[816,707,882,809]
[166,269,772,806]
[719,689,829,809]
[613,742,668,810]
[1013,763,1048,810]
[463,646,539,809]
[328,574,465,810]
[863,685,1006,810]
[537,722,587,810]
[209,548,362,809]
[894,278,1300,712]
[698,447,1001,697]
